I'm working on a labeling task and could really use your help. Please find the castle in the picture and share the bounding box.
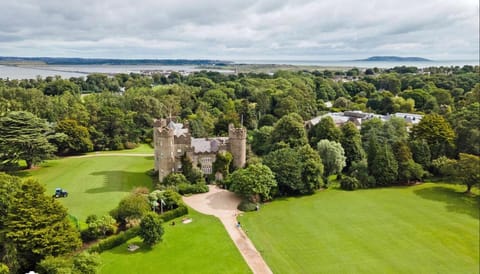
[153,118,247,182]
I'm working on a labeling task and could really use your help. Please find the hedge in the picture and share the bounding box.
[159,204,188,222]
[89,226,140,253]
[177,182,209,195]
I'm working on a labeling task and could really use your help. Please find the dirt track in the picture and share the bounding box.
[183,185,273,274]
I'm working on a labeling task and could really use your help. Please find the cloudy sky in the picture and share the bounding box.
[0,0,478,60]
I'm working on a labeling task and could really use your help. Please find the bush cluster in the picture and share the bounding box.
[340,176,361,191]
[237,200,258,212]
[89,226,140,253]
[177,182,209,195]
[159,204,188,222]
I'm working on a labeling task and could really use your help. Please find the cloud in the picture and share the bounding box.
[0,0,478,60]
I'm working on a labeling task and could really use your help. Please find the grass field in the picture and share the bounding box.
[22,155,154,221]
[99,209,251,274]
[240,183,480,274]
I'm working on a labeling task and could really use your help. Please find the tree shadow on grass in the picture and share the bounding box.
[414,186,480,220]
[86,170,154,194]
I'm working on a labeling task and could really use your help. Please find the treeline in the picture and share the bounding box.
[0,66,478,170]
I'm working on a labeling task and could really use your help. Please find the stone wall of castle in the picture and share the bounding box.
[154,119,246,182]
[228,124,247,169]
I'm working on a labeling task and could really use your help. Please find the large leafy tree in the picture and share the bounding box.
[368,142,398,186]
[54,119,93,154]
[0,111,56,169]
[448,102,480,155]
[308,116,341,146]
[110,193,150,226]
[139,213,164,247]
[271,113,308,149]
[227,163,277,202]
[264,145,323,195]
[455,153,480,193]
[393,141,425,183]
[4,178,81,272]
[411,113,456,159]
[340,122,365,169]
[317,140,346,184]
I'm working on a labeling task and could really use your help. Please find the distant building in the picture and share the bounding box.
[153,118,246,182]
[306,111,423,129]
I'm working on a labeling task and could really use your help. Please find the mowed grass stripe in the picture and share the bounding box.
[25,156,154,221]
[240,183,479,274]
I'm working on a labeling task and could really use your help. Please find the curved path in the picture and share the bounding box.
[183,186,273,274]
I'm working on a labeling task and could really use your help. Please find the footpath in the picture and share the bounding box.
[183,186,273,274]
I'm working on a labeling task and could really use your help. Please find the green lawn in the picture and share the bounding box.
[23,155,154,221]
[99,209,251,274]
[84,144,154,155]
[240,183,480,274]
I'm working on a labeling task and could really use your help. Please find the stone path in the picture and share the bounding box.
[183,185,273,274]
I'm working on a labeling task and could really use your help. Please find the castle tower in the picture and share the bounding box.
[228,124,247,169]
[154,119,175,182]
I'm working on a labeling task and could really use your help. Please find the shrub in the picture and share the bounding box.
[36,256,71,274]
[124,142,138,150]
[139,213,164,246]
[177,182,209,195]
[110,194,150,225]
[162,173,189,186]
[89,227,140,253]
[159,204,188,222]
[340,176,361,191]
[72,252,101,274]
[237,200,257,212]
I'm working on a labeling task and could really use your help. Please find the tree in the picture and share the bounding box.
[271,113,308,149]
[4,178,81,272]
[368,143,398,186]
[110,193,150,226]
[393,141,425,183]
[340,122,365,169]
[264,145,323,195]
[139,213,164,246]
[54,119,93,154]
[455,153,480,193]
[227,163,277,202]
[448,102,480,155]
[180,154,204,184]
[308,116,341,146]
[411,114,456,159]
[409,139,431,169]
[212,151,233,180]
[317,140,346,184]
[0,111,56,169]
[251,126,273,155]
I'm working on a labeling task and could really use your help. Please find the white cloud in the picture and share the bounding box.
[0,0,478,60]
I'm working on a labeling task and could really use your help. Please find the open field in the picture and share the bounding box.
[99,209,251,274]
[22,155,154,221]
[240,183,480,274]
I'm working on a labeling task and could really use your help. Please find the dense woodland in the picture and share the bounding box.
[0,65,479,272]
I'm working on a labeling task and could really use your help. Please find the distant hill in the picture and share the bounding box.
[0,56,233,66]
[357,56,432,62]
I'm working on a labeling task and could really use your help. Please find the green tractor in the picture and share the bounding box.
[53,187,68,198]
